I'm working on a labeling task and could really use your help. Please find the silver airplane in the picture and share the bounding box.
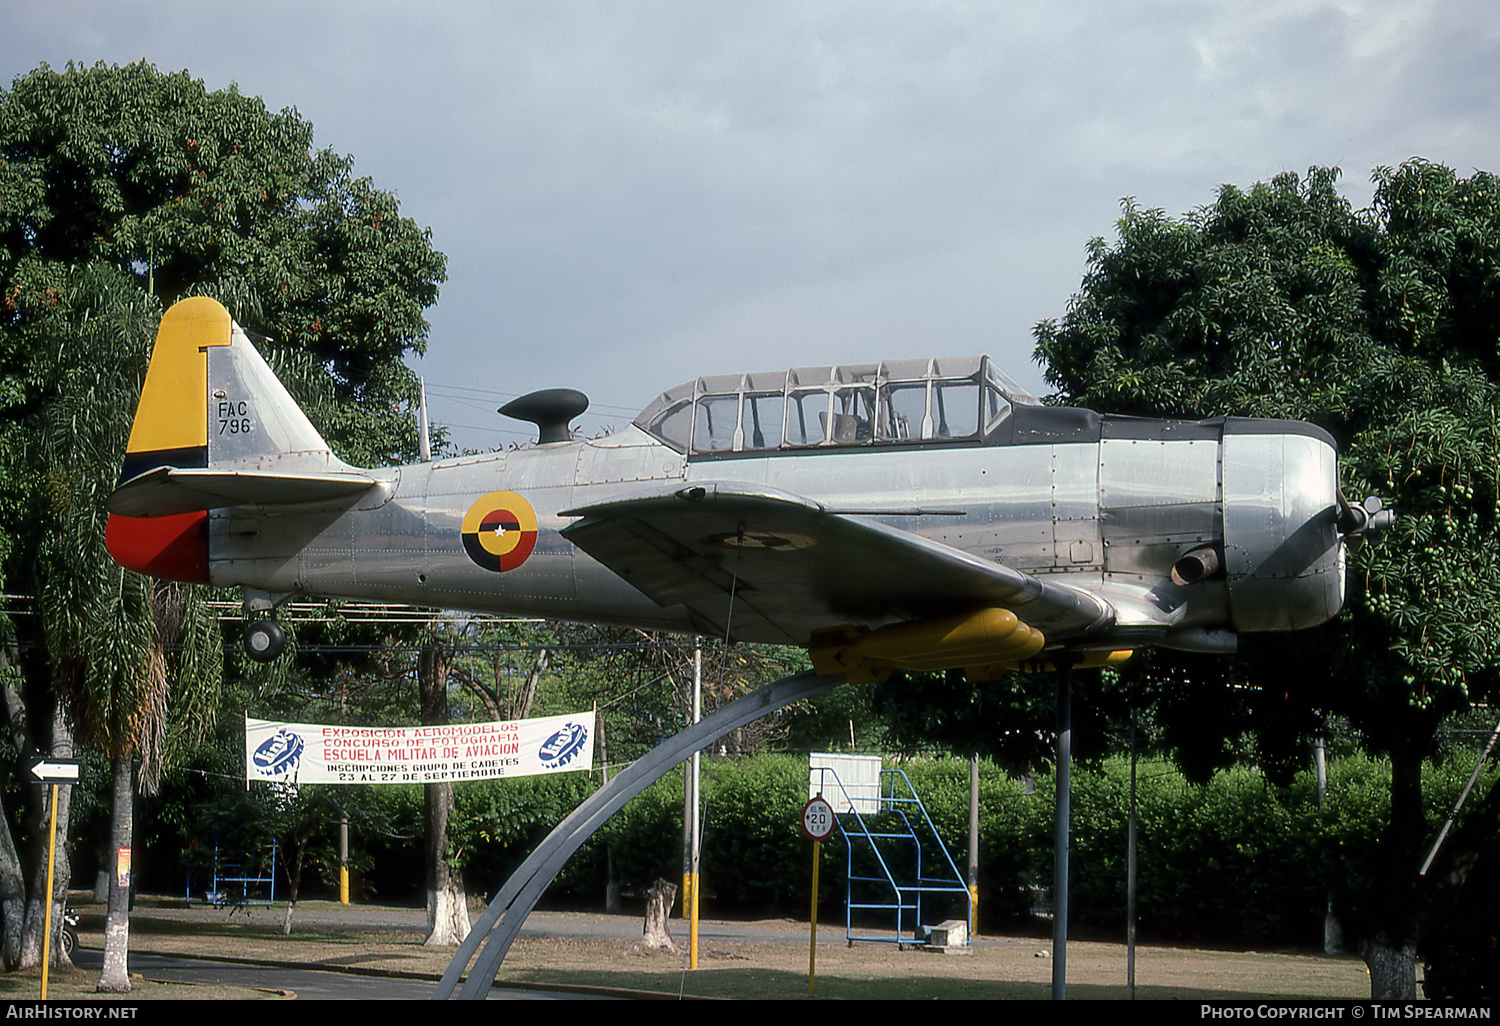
[105,297,1385,678]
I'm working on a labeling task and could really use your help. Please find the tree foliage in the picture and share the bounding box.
[1034,161,1500,751]
[0,60,445,968]
[1032,159,1500,996]
[0,60,447,465]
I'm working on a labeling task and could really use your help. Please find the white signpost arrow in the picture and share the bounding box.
[28,758,80,783]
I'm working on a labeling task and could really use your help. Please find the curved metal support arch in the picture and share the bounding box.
[434,669,843,1000]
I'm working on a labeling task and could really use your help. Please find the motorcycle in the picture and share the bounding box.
[59,907,78,957]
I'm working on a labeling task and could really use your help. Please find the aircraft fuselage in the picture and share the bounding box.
[105,300,1351,669]
[207,412,1343,653]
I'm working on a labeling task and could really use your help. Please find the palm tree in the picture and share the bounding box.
[35,268,222,991]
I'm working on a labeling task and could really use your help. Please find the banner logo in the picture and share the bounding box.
[251,727,305,778]
[462,491,538,572]
[538,722,589,769]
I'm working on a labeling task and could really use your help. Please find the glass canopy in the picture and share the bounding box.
[634,356,1037,455]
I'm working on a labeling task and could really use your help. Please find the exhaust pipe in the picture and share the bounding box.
[1171,545,1221,587]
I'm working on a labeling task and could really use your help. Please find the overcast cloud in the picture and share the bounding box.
[6,1,1499,449]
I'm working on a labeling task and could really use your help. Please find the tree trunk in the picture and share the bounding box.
[282,837,304,937]
[511,648,548,720]
[97,757,133,993]
[20,712,73,969]
[1365,937,1419,1000]
[20,783,72,968]
[599,714,620,909]
[0,789,25,970]
[420,637,468,946]
[606,847,620,913]
[597,714,609,783]
[0,647,27,968]
[1361,745,1424,998]
[629,879,680,955]
[423,779,470,946]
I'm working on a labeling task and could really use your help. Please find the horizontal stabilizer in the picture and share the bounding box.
[107,466,376,518]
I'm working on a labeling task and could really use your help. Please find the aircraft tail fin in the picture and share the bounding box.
[106,297,371,581]
[119,297,345,482]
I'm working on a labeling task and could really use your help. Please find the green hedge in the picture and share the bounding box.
[348,752,1497,947]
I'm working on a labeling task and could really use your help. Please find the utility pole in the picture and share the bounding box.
[682,639,703,968]
[968,754,980,935]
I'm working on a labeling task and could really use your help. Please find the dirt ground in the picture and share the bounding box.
[496,926,1371,1000]
[18,898,1376,1001]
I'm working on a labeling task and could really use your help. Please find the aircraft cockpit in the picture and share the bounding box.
[634,355,1038,456]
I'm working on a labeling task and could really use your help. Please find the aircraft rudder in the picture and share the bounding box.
[205,318,341,470]
[120,296,232,482]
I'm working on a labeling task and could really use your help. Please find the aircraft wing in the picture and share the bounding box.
[107,466,377,518]
[561,481,1115,646]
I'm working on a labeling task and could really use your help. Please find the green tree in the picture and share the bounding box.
[0,265,152,971]
[0,59,447,466]
[417,625,469,946]
[35,266,223,991]
[1032,161,1500,998]
[0,61,445,970]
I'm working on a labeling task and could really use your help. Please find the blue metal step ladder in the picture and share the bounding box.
[187,841,278,907]
[810,755,972,948]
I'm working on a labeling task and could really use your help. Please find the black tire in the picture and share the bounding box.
[61,926,76,957]
[244,620,286,662]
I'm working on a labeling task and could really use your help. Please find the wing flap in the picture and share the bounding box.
[561,481,1114,646]
[107,466,376,518]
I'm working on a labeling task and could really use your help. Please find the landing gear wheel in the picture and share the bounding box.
[244,620,286,662]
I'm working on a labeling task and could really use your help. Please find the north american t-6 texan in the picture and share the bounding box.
[105,297,1390,675]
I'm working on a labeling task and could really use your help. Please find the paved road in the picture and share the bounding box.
[68,905,962,999]
[137,903,823,946]
[71,946,610,1000]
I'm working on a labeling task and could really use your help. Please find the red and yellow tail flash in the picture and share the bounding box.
[106,297,233,583]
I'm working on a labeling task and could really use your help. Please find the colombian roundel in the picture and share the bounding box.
[461,491,539,572]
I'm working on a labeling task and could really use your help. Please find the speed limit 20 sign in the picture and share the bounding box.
[801,796,836,841]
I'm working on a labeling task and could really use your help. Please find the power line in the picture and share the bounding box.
[422,380,641,420]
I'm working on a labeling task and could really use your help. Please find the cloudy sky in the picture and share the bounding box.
[6,1,1499,450]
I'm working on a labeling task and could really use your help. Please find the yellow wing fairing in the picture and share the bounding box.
[810,612,1136,682]
[971,649,1135,681]
[809,608,1046,683]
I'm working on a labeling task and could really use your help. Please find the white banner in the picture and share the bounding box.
[244,711,594,785]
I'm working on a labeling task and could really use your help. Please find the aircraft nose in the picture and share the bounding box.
[1222,426,1344,632]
